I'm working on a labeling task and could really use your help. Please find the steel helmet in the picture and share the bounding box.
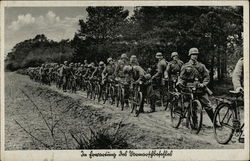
[99,61,105,66]
[121,53,128,59]
[107,57,113,63]
[64,61,68,64]
[155,52,163,58]
[171,52,179,58]
[130,55,137,59]
[188,48,199,56]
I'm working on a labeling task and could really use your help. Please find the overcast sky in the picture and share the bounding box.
[4,7,134,55]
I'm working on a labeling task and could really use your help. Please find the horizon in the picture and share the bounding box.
[4,6,135,57]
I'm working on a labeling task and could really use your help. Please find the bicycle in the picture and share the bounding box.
[91,77,101,101]
[170,82,203,134]
[86,78,93,99]
[116,80,130,111]
[213,90,244,144]
[165,74,178,111]
[102,78,116,105]
[130,81,143,117]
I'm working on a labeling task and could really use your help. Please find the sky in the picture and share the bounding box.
[4,7,134,56]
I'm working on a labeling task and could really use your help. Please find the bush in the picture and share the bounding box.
[70,122,131,149]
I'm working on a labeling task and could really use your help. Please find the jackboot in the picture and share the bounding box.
[205,108,215,123]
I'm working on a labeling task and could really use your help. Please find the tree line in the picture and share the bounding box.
[5,6,243,84]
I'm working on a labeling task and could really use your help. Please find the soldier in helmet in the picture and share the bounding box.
[84,60,88,68]
[165,52,184,89]
[102,58,116,84]
[83,62,96,79]
[130,55,139,66]
[61,61,70,92]
[150,52,168,112]
[91,61,106,99]
[39,64,46,84]
[123,64,151,115]
[151,52,167,81]
[91,61,106,79]
[232,57,243,92]
[177,47,215,125]
[115,53,129,80]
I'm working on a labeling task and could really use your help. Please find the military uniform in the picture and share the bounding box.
[150,58,167,111]
[92,66,105,79]
[232,57,243,90]
[61,64,70,91]
[102,64,116,81]
[152,58,167,80]
[123,65,148,112]
[165,59,183,81]
[178,59,215,122]
[39,66,45,84]
[115,59,129,79]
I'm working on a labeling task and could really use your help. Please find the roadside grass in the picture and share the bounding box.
[70,121,131,149]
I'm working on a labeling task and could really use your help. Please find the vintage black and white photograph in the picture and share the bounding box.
[1,1,249,160]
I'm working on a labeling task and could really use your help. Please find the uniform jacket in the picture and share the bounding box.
[152,58,167,79]
[232,57,243,90]
[178,60,210,86]
[115,59,129,78]
[165,59,183,79]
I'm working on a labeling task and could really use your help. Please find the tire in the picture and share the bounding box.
[86,82,92,99]
[97,84,101,102]
[109,86,115,105]
[189,100,203,134]
[213,103,234,144]
[102,87,108,104]
[120,88,125,111]
[116,87,121,107]
[131,91,142,117]
[170,96,182,128]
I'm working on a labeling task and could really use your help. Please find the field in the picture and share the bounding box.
[5,72,244,150]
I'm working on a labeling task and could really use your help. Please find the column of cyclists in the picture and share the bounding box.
[26,48,244,145]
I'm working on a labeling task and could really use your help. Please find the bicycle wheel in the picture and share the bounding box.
[132,91,142,117]
[109,86,115,105]
[97,84,101,102]
[213,103,234,144]
[189,100,203,134]
[116,87,121,107]
[120,88,125,111]
[170,95,182,128]
[92,84,97,100]
[86,83,92,99]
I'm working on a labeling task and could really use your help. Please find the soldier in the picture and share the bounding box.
[84,60,88,68]
[61,61,70,92]
[102,58,116,84]
[83,62,96,79]
[91,61,106,99]
[39,64,46,84]
[177,47,215,124]
[232,57,243,92]
[130,55,139,66]
[91,61,105,79]
[165,52,184,89]
[150,52,168,112]
[123,65,151,115]
[151,52,167,81]
[115,53,129,80]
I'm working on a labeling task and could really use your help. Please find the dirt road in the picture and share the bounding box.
[5,72,243,150]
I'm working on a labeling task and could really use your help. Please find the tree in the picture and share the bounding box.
[74,7,129,63]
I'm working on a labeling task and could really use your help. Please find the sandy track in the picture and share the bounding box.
[5,72,243,150]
